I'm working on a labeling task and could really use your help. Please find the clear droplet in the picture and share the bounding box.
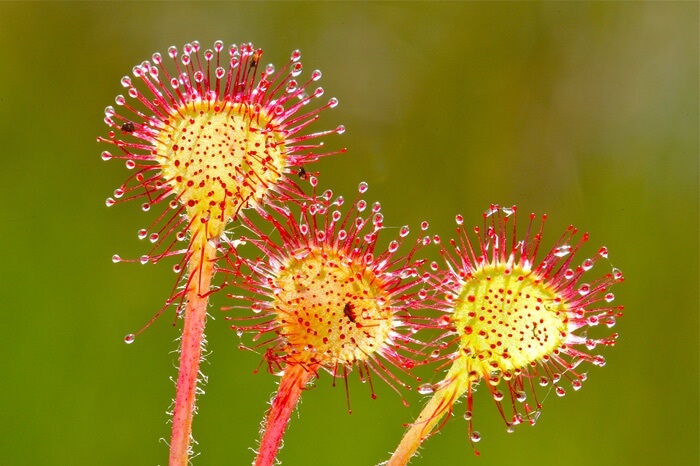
[470,431,481,443]
[553,245,571,257]
[112,254,121,263]
[124,334,135,344]
[417,383,434,395]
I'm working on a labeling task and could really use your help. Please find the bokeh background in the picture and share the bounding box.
[1,2,697,465]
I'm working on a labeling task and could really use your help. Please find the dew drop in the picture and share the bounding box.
[105,198,115,207]
[358,181,369,194]
[464,410,473,420]
[455,214,464,225]
[572,380,583,391]
[311,70,322,81]
[604,293,615,303]
[578,284,591,296]
[139,255,149,265]
[251,302,264,314]
[593,355,606,367]
[101,151,113,161]
[613,268,624,280]
[137,229,148,240]
[173,264,182,273]
[598,246,609,258]
[501,205,515,216]
[149,233,159,243]
[124,334,135,344]
[125,160,136,170]
[555,386,566,397]
[564,269,575,280]
[553,245,571,257]
[141,203,151,212]
[515,391,527,402]
[417,383,434,395]
[470,431,481,443]
[485,205,500,217]
[539,376,549,387]
[493,390,504,401]
[329,98,339,108]
[112,254,122,263]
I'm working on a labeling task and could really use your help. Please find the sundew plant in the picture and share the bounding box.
[100,40,624,466]
[222,180,438,466]
[100,40,343,465]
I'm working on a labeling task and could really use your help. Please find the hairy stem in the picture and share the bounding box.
[388,366,467,466]
[169,237,216,466]
[255,364,314,466]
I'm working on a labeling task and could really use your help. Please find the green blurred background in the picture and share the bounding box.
[1,2,697,465]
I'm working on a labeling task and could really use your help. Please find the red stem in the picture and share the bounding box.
[255,364,314,466]
[168,239,216,466]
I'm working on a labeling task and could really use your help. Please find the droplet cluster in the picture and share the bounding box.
[431,205,624,445]
[100,40,344,269]
[225,181,432,396]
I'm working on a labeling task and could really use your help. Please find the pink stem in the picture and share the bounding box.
[168,239,216,466]
[255,364,314,466]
